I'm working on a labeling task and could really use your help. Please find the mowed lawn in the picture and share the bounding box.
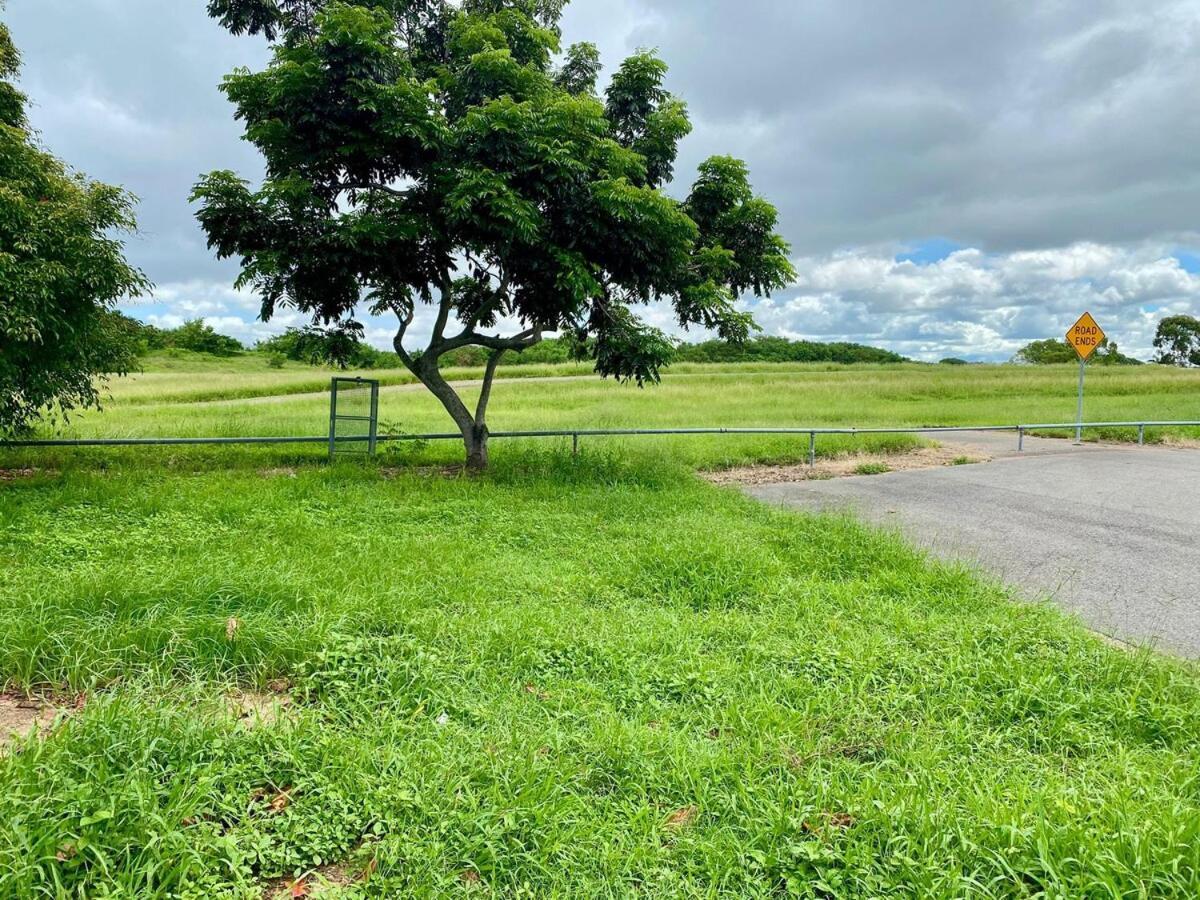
[2,361,1200,897]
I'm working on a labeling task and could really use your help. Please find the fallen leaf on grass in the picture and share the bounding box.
[460,870,482,886]
[269,789,292,813]
[827,812,856,829]
[225,617,241,641]
[664,806,699,830]
[522,683,549,700]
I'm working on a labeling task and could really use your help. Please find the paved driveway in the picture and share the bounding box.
[747,434,1200,657]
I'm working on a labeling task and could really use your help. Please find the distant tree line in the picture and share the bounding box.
[116,312,1200,372]
[433,335,906,368]
[108,319,916,370]
[671,336,907,364]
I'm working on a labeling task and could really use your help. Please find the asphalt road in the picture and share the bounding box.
[747,434,1200,657]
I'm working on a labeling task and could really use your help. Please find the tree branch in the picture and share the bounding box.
[391,303,418,373]
[430,279,455,346]
[440,327,541,355]
[475,348,506,428]
[341,182,411,199]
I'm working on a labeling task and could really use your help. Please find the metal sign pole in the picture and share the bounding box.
[1065,312,1103,447]
[1074,358,1085,445]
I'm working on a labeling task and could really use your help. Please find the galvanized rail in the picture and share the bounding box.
[4,420,1198,465]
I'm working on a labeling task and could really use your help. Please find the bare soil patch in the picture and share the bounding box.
[0,467,57,482]
[0,692,72,749]
[1159,434,1200,450]
[264,863,358,898]
[230,685,292,728]
[380,464,468,480]
[704,444,988,487]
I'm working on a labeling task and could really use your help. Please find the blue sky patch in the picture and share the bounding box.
[895,238,966,266]
[1172,249,1200,274]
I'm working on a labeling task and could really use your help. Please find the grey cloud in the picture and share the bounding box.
[574,0,1200,253]
[6,0,266,284]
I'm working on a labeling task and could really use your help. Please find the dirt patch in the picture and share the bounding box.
[230,687,292,728]
[379,465,467,480]
[0,693,71,749]
[264,864,359,898]
[1159,434,1200,450]
[0,467,57,482]
[703,444,989,486]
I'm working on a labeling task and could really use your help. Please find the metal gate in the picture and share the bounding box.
[328,377,379,459]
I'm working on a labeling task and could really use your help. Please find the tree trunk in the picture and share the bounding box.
[464,424,489,471]
[393,301,536,472]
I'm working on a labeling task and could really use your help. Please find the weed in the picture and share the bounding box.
[853,461,891,475]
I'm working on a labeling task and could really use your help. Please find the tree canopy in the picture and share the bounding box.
[1153,315,1200,367]
[0,12,148,433]
[1014,338,1141,366]
[193,0,795,467]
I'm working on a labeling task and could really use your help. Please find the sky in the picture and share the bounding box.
[7,0,1200,361]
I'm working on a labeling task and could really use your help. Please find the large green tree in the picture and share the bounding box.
[194,0,794,468]
[0,11,149,434]
[1153,315,1200,367]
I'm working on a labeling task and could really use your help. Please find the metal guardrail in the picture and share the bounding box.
[3,421,1198,465]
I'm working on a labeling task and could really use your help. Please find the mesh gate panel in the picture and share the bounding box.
[328,378,380,458]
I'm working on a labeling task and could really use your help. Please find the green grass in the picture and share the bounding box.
[14,358,1200,475]
[852,462,891,476]
[2,361,1200,897]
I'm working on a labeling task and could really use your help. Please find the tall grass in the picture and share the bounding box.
[15,360,1200,473]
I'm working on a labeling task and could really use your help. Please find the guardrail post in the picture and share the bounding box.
[572,433,579,456]
[1138,424,1145,446]
[808,431,816,468]
[1018,427,1024,452]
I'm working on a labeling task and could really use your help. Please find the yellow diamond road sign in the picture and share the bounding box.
[1066,312,1105,361]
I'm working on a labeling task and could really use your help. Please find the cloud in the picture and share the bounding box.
[592,0,1200,254]
[739,242,1200,361]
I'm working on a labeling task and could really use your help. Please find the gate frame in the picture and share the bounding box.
[328,377,380,460]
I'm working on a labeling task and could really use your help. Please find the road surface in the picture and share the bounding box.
[747,433,1200,657]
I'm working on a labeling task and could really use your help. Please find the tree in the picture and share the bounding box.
[258,323,394,368]
[1014,339,1078,365]
[167,319,245,356]
[1014,337,1141,366]
[1153,315,1200,367]
[0,12,149,433]
[193,0,795,468]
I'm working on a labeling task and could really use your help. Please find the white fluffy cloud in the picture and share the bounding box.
[743,243,1197,361]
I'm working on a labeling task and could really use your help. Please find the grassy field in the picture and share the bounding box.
[10,353,1200,470]
[2,359,1200,897]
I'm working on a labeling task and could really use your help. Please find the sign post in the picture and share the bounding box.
[1065,312,1105,445]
